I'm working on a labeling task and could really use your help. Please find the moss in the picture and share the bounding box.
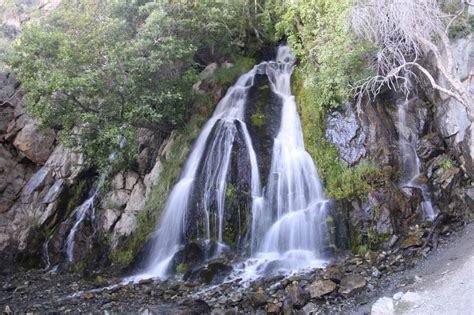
[176,263,188,274]
[293,68,382,201]
[356,244,368,256]
[110,249,134,266]
[213,57,255,87]
[440,157,456,170]
[250,113,266,127]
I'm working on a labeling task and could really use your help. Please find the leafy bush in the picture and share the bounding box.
[6,0,268,170]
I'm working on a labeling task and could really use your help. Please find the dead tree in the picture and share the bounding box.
[351,0,473,121]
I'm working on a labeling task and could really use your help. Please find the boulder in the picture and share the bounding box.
[286,283,308,309]
[124,180,146,213]
[103,189,130,210]
[416,133,444,161]
[144,158,162,197]
[13,121,55,164]
[325,106,366,165]
[101,208,121,232]
[339,275,367,297]
[45,144,83,179]
[401,236,422,249]
[184,259,232,285]
[434,98,470,144]
[307,279,336,299]
[124,171,139,191]
[324,266,343,284]
[249,288,268,308]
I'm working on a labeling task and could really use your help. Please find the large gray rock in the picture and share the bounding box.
[339,275,367,297]
[434,98,470,144]
[416,133,444,161]
[307,279,336,299]
[45,144,83,179]
[13,121,55,164]
[461,124,474,178]
[326,106,366,165]
[0,144,27,213]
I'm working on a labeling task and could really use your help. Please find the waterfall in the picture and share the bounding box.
[131,46,329,282]
[132,64,263,281]
[241,46,329,279]
[65,195,96,262]
[398,75,438,220]
[65,171,109,262]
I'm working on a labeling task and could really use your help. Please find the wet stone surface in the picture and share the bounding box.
[0,222,466,314]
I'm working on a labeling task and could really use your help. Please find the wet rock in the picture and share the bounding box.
[325,106,366,165]
[339,275,367,297]
[82,293,95,300]
[171,242,206,274]
[184,259,232,285]
[307,279,336,299]
[323,266,343,284]
[249,288,268,308]
[13,121,55,164]
[416,133,444,161]
[286,283,308,309]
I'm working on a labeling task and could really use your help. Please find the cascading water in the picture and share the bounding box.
[65,194,96,262]
[398,76,438,220]
[131,46,329,282]
[240,46,329,279]
[132,59,264,281]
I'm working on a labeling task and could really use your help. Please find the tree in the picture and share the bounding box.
[351,0,473,120]
[6,0,266,169]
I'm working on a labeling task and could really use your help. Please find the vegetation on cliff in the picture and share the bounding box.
[5,0,270,170]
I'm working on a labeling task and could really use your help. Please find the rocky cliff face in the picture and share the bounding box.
[324,31,474,252]
[0,70,177,271]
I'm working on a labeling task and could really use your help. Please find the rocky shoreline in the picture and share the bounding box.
[1,220,468,314]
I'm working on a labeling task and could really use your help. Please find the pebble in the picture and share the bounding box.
[392,292,404,300]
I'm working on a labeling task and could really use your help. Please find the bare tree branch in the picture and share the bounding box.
[351,0,473,121]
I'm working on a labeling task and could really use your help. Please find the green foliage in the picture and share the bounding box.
[213,57,256,87]
[176,263,189,274]
[293,69,380,201]
[440,157,456,169]
[6,0,269,170]
[276,0,372,111]
[250,113,266,127]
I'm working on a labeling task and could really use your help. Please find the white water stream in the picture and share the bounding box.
[398,76,438,220]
